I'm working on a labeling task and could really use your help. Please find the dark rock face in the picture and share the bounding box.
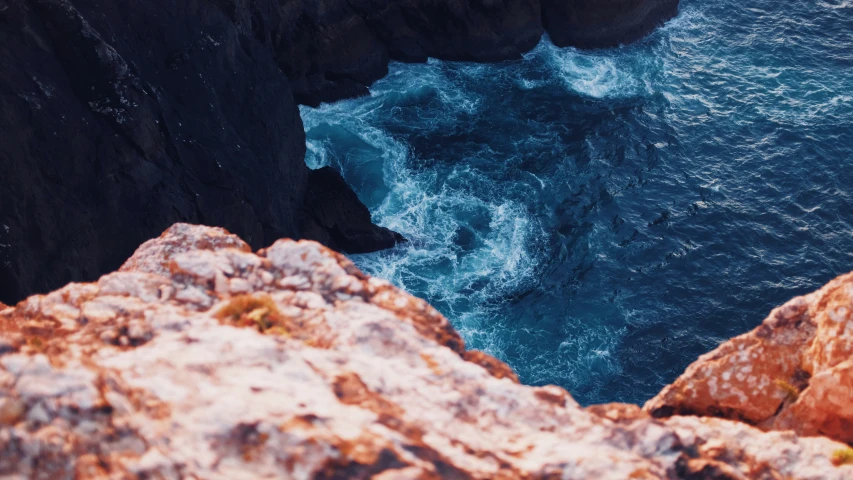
[542,0,680,49]
[0,0,310,304]
[210,0,544,106]
[268,0,681,104]
[268,0,544,106]
[0,0,677,304]
[301,167,405,254]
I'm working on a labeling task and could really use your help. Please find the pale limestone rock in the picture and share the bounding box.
[0,224,851,479]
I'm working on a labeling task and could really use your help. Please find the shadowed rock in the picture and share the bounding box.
[301,167,405,254]
[0,0,396,303]
[271,0,544,106]
[542,0,680,49]
[0,0,307,303]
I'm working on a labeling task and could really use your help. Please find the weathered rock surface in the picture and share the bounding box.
[1,224,852,479]
[645,271,853,446]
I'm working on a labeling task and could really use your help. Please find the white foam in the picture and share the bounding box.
[297,32,667,387]
[817,0,852,9]
[556,54,627,98]
[516,78,544,91]
[302,80,546,360]
[533,38,661,99]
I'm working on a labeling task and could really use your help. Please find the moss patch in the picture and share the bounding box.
[215,294,289,334]
[774,379,800,402]
[832,447,853,466]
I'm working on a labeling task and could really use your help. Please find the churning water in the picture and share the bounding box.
[300,0,853,405]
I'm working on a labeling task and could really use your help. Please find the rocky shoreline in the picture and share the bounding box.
[0,0,679,304]
[1,223,852,478]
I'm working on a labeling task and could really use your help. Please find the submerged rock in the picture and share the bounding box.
[1,224,851,479]
[645,271,853,446]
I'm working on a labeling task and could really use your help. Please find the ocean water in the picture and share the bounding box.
[300,0,853,405]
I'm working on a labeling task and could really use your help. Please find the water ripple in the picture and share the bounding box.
[300,0,853,405]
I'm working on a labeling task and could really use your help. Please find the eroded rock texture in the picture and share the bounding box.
[645,271,853,446]
[1,224,851,479]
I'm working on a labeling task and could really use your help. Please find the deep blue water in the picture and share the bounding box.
[300,0,853,405]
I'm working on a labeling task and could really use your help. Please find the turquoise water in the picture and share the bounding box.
[300,0,853,405]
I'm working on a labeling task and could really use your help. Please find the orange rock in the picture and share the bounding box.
[0,397,25,425]
[645,271,853,444]
[119,223,251,277]
[463,350,520,383]
[585,403,650,424]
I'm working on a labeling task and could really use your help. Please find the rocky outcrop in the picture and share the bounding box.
[1,224,852,479]
[301,167,406,254]
[542,0,680,49]
[645,271,853,446]
[0,0,678,305]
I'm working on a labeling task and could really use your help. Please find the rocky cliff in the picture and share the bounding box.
[0,0,679,305]
[1,224,852,479]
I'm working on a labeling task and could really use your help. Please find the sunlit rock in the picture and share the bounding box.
[1,224,851,478]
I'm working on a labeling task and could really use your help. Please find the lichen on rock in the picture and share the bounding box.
[1,224,852,479]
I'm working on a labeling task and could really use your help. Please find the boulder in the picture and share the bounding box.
[301,167,405,254]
